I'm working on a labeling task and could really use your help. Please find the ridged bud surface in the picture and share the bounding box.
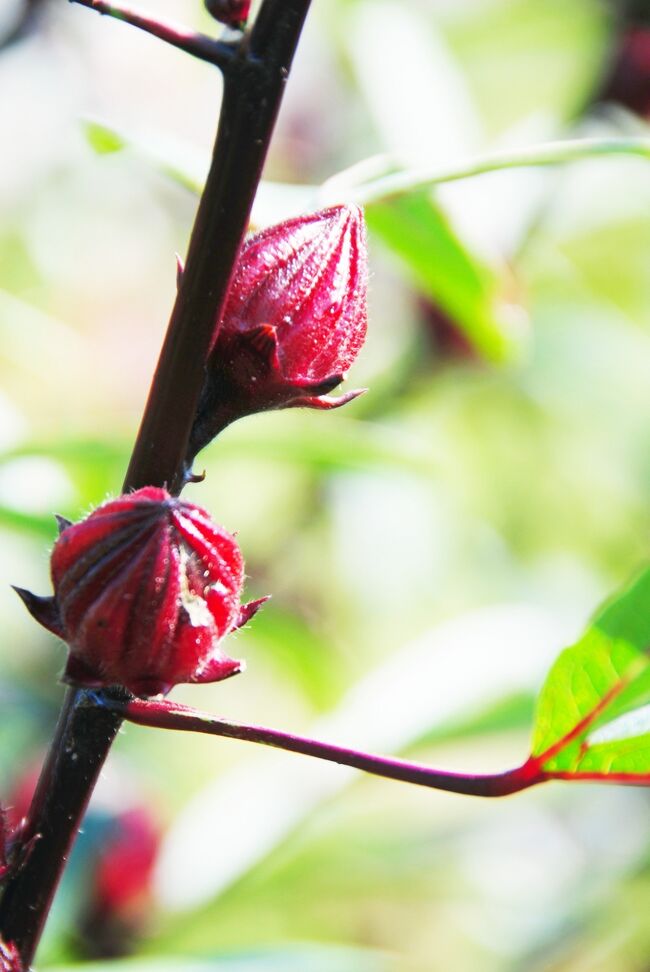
[16,488,266,697]
[188,205,368,466]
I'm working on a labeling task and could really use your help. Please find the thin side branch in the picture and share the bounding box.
[70,0,236,70]
[105,696,545,798]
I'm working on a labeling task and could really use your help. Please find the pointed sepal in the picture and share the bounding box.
[54,514,73,535]
[190,651,244,686]
[232,595,271,631]
[12,587,64,638]
[288,388,367,410]
[293,372,346,396]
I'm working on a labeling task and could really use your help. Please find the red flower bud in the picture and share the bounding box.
[599,26,650,117]
[15,487,266,697]
[79,805,161,958]
[188,204,368,466]
[205,0,251,28]
[93,808,159,916]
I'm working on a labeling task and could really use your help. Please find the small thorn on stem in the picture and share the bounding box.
[175,253,184,290]
[187,468,206,485]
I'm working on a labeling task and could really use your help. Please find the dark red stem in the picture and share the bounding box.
[107,697,546,798]
[0,688,126,963]
[0,1,312,965]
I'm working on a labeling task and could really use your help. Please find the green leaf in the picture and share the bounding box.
[444,0,608,133]
[83,120,127,155]
[411,691,535,749]
[155,604,559,908]
[0,439,131,508]
[82,117,206,194]
[82,119,316,225]
[530,567,650,778]
[0,416,436,488]
[214,413,436,476]
[245,604,343,709]
[0,504,60,540]
[46,943,394,972]
[365,192,522,362]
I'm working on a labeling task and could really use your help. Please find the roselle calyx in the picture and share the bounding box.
[79,805,160,957]
[187,204,368,469]
[15,487,267,697]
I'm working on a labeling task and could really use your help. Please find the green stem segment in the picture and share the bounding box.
[0,1,312,966]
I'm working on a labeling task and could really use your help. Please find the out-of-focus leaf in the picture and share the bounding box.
[340,0,481,168]
[443,0,608,135]
[213,413,436,476]
[0,504,58,539]
[47,943,394,972]
[246,605,342,710]
[530,567,650,779]
[335,0,523,362]
[0,439,130,507]
[2,439,129,467]
[365,192,521,362]
[2,414,436,485]
[411,691,535,750]
[155,603,570,909]
[81,120,315,227]
[82,118,206,194]
[84,120,127,155]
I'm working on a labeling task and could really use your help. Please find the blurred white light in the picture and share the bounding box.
[0,457,73,514]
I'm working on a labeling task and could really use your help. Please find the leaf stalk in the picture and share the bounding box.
[105,696,546,799]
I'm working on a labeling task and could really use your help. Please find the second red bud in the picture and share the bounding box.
[187,204,368,468]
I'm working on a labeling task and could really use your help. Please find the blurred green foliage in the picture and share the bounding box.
[2,0,650,969]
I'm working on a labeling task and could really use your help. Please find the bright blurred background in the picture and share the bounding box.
[1,0,650,969]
